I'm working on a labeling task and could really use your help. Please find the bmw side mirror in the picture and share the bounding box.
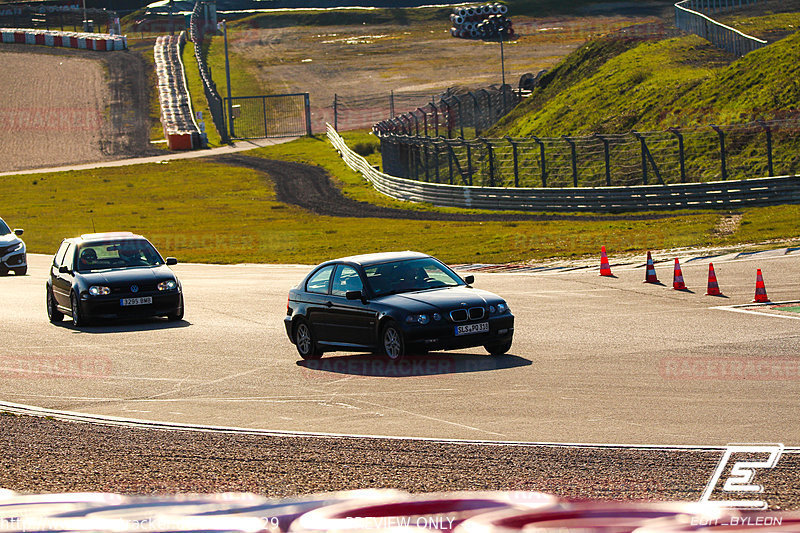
[58,265,71,274]
[346,290,365,302]
[464,275,475,285]
[166,257,178,266]
[13,229,23,236]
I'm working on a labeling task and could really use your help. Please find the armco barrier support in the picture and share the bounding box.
[0,28,126,50]
[328,124,800,212]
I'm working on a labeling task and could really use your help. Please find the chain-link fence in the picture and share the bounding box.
[675,0,768,56]
[378,119,800,187]
[189,1,228,142]
[223,93,311,139]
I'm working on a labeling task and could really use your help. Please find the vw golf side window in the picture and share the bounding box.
[53,241,69,267]
[306,265,335,294]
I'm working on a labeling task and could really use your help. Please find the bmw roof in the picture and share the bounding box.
[331,251,431,266]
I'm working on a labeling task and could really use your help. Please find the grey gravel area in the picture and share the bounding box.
[1,413,798,511]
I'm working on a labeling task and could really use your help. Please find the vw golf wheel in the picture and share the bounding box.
[47,286,63,323]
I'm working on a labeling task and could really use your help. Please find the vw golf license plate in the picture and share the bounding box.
[455,322,489,336]
[121,297,152,306]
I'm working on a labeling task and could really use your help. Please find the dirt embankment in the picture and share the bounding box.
[0,44,158,173]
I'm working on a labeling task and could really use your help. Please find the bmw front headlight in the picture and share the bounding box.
[405,314,430,325]
[88,285,111,296]
[497,302,508,313]
[158,280,178,291]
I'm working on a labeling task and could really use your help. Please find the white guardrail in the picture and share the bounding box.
[327,124,800,212]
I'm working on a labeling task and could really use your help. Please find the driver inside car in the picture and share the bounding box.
[78,248,97,270]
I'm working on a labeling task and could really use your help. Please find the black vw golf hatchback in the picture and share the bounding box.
[285,251,514,361]
[46,232,184,326]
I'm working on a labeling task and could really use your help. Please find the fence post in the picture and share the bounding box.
[532,136,547,187]
[482,138,495,187]
[333,94,338,131]
[434,139,442,183]
[390,90,395,118]
[469,92,481,136]
[446,140,454,184]
[465,140,474,186]
[633,131,648,185]
[506,136,519,187]
[445,101,453,139]
[668,127,687,183]
[262,97,268,138]
[303,93,312,136]
[711,124,728,180]
[432,103,439,138]
[564,136,578,187]
[596,134,612,186]
[456,96,465,139]
[419,108,428,137]
[758,120,774,177]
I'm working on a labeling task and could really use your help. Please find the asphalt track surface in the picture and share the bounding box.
[2,250,799,447]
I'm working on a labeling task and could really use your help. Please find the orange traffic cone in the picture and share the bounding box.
[672,258,687,290]
[706,262,722,296]
[599,246,613,277]
[643,251,659,284]
[753,268,770,303]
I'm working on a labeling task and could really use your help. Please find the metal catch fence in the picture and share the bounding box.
[224,93,312,139]
[674,0,768,56]
[378,120,800,188]
[189,1,228,142]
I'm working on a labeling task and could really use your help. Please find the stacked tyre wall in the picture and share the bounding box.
[154,31,203,150]
[0,28,126,50]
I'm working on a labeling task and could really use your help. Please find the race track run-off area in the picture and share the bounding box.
[1,251,799,447]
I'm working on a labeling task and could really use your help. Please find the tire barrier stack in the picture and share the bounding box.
[449,3,513,40]
[154,31,203,150]
[0,28,126,50]
[0,488,795,531]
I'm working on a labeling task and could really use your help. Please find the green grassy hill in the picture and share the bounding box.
[488,11,800,180]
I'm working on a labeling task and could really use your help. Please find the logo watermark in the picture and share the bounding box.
[699,444,784,510]
[0,355,112,379]
[660,357,800,381]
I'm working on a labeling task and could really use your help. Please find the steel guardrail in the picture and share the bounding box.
[328,124,800,212]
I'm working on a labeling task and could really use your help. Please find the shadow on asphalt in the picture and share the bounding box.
[53,318,191,334]
[296,352,531,377]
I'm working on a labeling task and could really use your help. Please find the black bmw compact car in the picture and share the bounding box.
[46,232,184,326]
[285,251,514,361]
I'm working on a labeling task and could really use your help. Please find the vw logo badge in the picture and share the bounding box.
[131,285,139,293]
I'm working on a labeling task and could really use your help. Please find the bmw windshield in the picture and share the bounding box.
[364,258,465,296]
[76,239,165,272]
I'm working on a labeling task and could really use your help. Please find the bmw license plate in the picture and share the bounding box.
[455,322,489,336]
[120,297,152,306]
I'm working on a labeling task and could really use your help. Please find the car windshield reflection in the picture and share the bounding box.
[76,240,165,272]
[0,220,11,236]
[364,258,464,296]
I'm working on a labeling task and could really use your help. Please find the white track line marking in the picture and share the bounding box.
[1,400,798,452]
[711,300,800,321]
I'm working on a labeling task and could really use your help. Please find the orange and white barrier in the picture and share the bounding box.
[0,28,126,50]
[153,31,203,150]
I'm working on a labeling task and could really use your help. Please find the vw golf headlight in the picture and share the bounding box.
[88,285,111,296]
[158,280,177,291]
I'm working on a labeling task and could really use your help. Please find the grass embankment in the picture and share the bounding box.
[182,41,223,147]
[490,11,800,180]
